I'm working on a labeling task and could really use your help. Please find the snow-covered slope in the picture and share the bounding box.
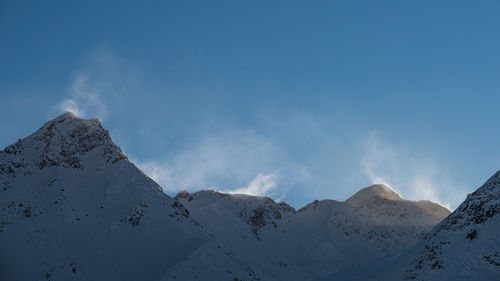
[177,185,450,280]
[324,172,500,281]
[0,112,455,281]
[172,190,311,280]
[397,170,500,280]
[320,184,449,256]
[298,184,449,261]
[0,113,210,281]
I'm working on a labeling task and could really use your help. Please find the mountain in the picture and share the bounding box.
[0,112,454,280]
[176,184,450,279]
[324,172,500,281]
[0,113,212,281]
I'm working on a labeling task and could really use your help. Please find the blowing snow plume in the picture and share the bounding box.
[361,132,463,210]
[57,74,107,120]
[225,173,277,196]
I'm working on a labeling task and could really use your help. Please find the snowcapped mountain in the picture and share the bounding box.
[0,113,211,281]
[319,184,450,256]
[176,185,450,279]
[324,172,500,281]
[0,113,457,281]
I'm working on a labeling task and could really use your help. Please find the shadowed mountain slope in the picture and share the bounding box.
[0,113,454,281]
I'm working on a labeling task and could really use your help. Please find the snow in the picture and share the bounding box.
[175,185,450,280]
[396,170,500,280]
[346,184,403,202]
[0,113,209,280]
[323,172,500,281]
[4,112,491,281]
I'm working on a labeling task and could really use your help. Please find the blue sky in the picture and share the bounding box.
[2,1,500,209]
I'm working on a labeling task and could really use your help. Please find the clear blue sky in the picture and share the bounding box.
[2,0,500,209]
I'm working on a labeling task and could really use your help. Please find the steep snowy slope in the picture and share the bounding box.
[0,113,211,281]
[396,170,500,280]
[176,185,450,280]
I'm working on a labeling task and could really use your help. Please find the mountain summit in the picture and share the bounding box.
[347,184,403,203]
[2,112,126,174]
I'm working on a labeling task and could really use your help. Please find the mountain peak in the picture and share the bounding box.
[55,111,78,120]
[36,112,102,134]
[346,184,403,203]
[31,112,107,148]
[2,112,126,172]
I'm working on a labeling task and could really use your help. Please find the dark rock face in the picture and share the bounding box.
[466,229,477,240]
[484,252,500,267]
[33,113,127,170]
[170,201,191,220]
[246,200,295,237]
[0,112,127,181]
[174,190,194,201]
[121,203,148,227]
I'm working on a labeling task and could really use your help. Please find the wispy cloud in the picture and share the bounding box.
[361,133,397,189]
[46,47,470,209]
[361,132,464,209]
[51,46,140,121]
[135,129,309,198]
[225,173,277,196]
[58,74,107,119]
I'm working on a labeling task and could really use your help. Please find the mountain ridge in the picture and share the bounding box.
[3,112,493,281]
